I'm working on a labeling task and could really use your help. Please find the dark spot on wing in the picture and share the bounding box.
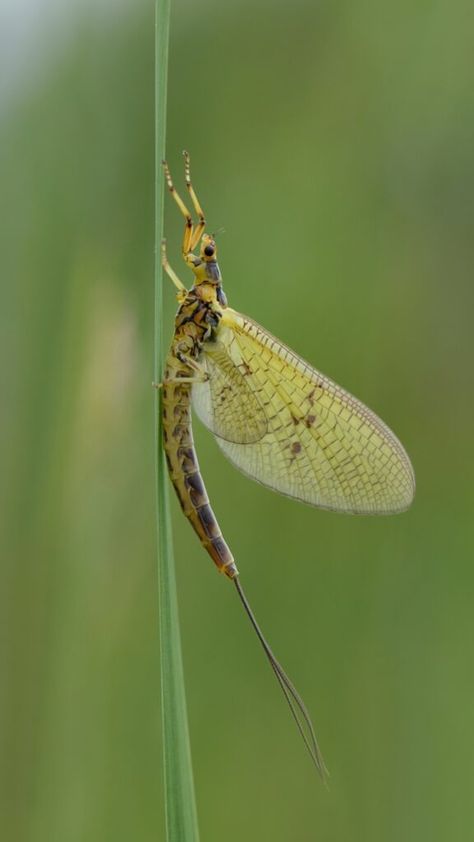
[307,384,323,406]
[218,384,233,405]
[305,414,317,427]
[291,442,302,455]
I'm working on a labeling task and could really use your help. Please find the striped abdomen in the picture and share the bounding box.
[162,378,238,579]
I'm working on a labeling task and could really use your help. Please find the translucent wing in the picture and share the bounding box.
[193,308,415,515]
[193,341,268,443]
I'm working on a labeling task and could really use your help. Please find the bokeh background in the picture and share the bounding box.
[1,1,473,840]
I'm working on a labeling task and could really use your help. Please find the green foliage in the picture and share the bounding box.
[1,2,473,841]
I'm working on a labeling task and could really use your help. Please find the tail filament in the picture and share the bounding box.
[234,577,328,781]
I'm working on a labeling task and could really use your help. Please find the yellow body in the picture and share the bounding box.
[160,151,415,778]
[162,281,238,579]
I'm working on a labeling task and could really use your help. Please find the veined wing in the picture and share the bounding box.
[193,308,415,515]
[193,340,268,443]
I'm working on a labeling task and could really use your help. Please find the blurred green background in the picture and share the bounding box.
[1,1,473,839]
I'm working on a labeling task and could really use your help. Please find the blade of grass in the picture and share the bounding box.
[155,2,201,839]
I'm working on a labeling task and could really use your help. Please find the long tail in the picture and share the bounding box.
[234,577,328,781]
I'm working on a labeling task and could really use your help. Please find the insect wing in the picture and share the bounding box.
[193,340,268,444]
[194,308,415,515]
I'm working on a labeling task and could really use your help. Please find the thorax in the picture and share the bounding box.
[168,282,225,371]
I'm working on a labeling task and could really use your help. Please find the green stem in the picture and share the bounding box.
[155,2,200,839]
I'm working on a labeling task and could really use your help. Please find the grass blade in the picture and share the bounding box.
[155,1,201,839]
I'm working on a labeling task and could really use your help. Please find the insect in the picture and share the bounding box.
[160,151,415,779]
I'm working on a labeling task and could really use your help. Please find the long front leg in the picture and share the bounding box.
[161,240,187,301]
[183,150,206,251]
[162,159,195,256]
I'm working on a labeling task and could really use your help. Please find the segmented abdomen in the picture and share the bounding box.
[162,377,238,579]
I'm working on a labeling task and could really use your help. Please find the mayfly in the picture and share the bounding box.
[160,151,415,779]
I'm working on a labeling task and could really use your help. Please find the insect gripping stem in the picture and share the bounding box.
[162,151,415,784]
[233,577,328,782]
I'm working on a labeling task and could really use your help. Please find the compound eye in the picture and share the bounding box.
[204,244,215,257]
